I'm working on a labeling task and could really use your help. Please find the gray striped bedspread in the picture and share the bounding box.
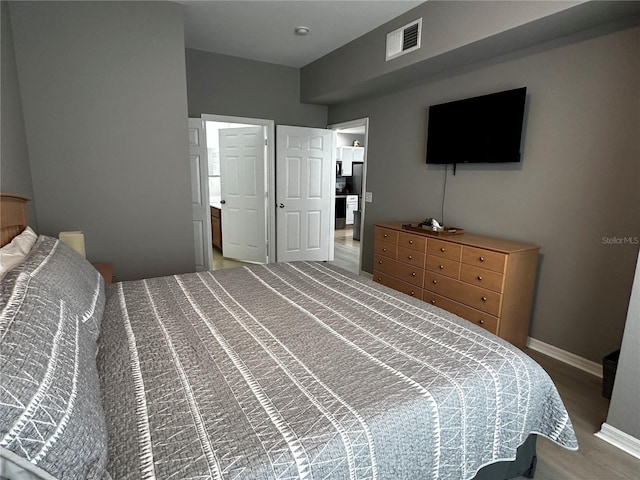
[97,261,578,480]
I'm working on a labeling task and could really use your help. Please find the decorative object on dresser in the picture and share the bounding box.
[403,222,464,236]
[373,222,539,348]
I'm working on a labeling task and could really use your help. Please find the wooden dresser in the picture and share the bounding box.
[373,222,539,348]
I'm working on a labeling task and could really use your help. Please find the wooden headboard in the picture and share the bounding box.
[1,193,30,247]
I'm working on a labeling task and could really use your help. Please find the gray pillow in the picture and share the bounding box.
[0,236,108,480]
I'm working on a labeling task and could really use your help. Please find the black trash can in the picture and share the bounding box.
[602,349,620,399]
[353,211,361,241]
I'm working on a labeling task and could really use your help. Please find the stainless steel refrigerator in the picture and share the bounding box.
[352,162,363,197]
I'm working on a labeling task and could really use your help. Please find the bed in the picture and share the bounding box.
[0,193,578,480]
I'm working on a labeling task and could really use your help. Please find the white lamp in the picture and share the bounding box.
[58,231,86,258]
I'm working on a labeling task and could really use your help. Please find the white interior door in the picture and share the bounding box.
[276,125,335,262]
[188,118,212,271]
[219,126,268,263]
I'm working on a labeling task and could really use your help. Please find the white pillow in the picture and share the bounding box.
[0,226,38,278]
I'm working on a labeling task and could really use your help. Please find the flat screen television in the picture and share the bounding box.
[426,87,527,164]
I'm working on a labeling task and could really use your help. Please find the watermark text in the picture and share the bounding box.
[602,236,639,245]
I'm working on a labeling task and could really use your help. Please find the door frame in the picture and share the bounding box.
[327,117,369,274]
[201,114,276,264]
[188,118,214,271]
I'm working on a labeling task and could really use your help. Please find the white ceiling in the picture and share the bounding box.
[176,0,424,68]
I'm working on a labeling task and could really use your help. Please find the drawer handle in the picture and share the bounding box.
[439,265,444,270]
[410,291,415,296]
[478,319,485,325]
[481,296,487,302]
[411,272,416,277]
[378,260,383,264]
[377,277,381,281]
[432,279,437,284]
[440,247,445,252]
[384,233,388,238]
[479,256,485,262]
[431,300,436,305]
[477,275,482,281]
[409,240,413,245]
[383,248,387,252]
[408,255,413,260]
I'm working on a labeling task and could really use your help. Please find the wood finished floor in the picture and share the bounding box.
[329,226,360,274]
[516,349,640,480]
[209,241,640,479]
[211,227,360,273]
[212,247,248,270]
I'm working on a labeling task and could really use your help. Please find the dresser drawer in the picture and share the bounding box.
[460,264,504,293]
[427,238,462,261]
[397,246,426,268]
[462,246,506,273]
[373,271,423,300]
[424,272,502,316]
[426,255,461,279]
[374,240,397,259]
[375,227,399,245]
[374,255,424,287]
[398,232,427,252]
[423,291,499,334]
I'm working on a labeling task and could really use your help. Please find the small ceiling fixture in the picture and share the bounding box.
[294,26,310,36]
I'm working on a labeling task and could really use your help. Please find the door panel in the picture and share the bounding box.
[308,158,322,197]
[245,208,260,247]
[190,156,202,204]
[188,118,212,271]
[193,221,205,268]
[285,212,301,250]
[219,126,267,263]
[286,157,301,197]
[307,211,321,249]
[276,125,334,262]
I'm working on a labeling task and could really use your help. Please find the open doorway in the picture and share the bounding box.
[200,114,276,269]
[189,114,339,271]
[328,118,369,275]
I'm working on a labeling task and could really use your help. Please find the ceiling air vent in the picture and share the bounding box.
[386,18,422,61]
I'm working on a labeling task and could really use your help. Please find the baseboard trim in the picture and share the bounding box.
[595,423,640,460]
[527,337,603,378]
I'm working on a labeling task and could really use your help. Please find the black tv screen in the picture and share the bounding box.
[426,87,527,164]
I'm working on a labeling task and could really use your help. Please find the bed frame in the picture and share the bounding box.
[1,193,29,247]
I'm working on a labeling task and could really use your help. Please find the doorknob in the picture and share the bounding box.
[279,203,285,208]
[220,200,226,204]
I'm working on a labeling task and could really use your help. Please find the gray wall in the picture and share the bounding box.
[303,0,577,103]
[607,252,640,440]
[9,1,194,281]
[328,26,640,363]
[1,1,37,227]
[186,48,327,127]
